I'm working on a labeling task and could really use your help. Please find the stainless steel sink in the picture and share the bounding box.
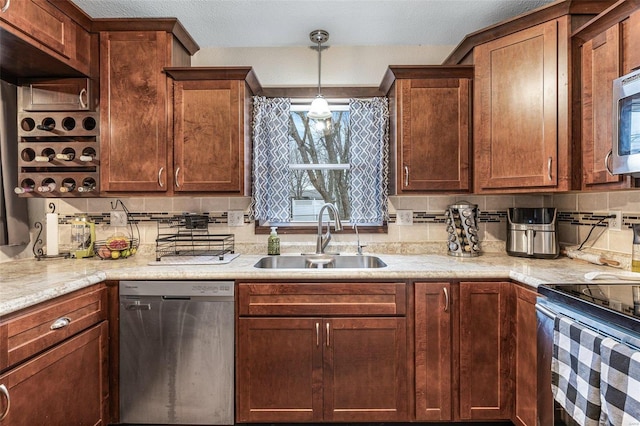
[254,255,387,269]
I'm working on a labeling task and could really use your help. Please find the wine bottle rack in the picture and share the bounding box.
[17,111,100,197]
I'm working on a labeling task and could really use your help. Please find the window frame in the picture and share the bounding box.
[253,89,388,235]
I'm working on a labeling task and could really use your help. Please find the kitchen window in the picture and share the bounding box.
[251,97,389,232]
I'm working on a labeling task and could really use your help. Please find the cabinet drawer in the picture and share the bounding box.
[238,282,406,316]
[0,284,107,371]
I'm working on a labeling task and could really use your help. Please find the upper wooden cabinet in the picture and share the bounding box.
[165,67,261,195]
[381,66,472,193]
[444,0,616,193]
[0,0,92,78]
[575,1,640,190]
[97,22,199,194]
[474,18,570,193]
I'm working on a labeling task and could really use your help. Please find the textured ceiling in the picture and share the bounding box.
[71,0,556,49]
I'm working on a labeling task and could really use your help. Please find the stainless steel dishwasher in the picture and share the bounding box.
[119,280,234,425]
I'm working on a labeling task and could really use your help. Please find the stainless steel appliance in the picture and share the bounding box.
[536,283,640,425]
[506,207,559,259]
[119,280,234,425]
[612,68,640,176]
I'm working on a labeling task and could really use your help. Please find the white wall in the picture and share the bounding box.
[192,45,455,87]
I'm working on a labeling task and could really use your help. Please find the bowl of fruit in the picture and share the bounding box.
[94,234,139,260]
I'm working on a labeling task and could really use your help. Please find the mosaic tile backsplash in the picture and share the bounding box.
[4,191,640,263]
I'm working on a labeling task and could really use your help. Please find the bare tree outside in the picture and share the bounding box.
[289,111,350,220]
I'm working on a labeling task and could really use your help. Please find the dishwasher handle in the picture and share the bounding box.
[125,302,151,311]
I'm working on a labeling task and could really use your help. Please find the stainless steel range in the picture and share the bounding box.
[536,282,640,426]
[119,280,234,425]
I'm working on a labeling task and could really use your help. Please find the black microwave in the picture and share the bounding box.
[612,68,640,176]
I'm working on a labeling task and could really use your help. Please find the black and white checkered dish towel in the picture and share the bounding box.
[600,337,640,426]
[552,314,605,426]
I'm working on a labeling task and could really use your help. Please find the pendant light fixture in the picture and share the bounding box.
[307,29,332,120]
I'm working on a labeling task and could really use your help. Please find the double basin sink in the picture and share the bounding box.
[254,254,387,269]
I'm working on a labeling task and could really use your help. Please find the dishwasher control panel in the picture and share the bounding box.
[120,280,234,298]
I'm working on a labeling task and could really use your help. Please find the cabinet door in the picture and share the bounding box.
[459,282,512,420]
[513,285,538,426]
[398,78,470,192]
[0,322,109,425]
[414,282,452,421]
[237,317,323,423]
[0,0,74,59]
[99,31,169,192]
[623,9,640,74]
[324,317,408,422]
[475,20,562,191]
[20,78,90,111]
[173,80,243,192]
[582,25,630,189]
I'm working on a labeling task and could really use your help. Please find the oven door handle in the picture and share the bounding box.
[535,303,556,320]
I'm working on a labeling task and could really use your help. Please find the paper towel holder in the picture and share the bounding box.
[32,202,70,260]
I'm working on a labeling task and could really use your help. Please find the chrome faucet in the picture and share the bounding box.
[353,223,366,255]
[316,203,343,254]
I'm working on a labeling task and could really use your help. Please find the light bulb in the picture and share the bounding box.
[307,96,332,120]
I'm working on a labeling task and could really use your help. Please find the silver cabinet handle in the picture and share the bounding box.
[316,322,320,347]
[158,167,164,188]
[605,149,614,176]
[78,88,87,109]
[326,322,330,347]
[547,157,552,181]
[0,384,9,421]
[175,167,181,188]
[404,165,409,187]
[50,317,71,330]
[1,0,10,13]
[443,287,450,312]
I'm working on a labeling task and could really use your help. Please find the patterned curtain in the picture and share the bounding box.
[348,97,389,223]
[250,96,291,222]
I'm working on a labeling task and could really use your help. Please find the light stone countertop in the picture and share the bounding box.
[0,251,620,317]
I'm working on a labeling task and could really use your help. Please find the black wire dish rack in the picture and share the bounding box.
[155,214,234,261]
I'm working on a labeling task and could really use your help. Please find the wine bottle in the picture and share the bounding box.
[79,147,96,162]
[78,178,96,193]
[59,179,76,193]
[14,186,34,194]
[55,147,76,161]
[37,179,57,193]
[35,148,55,162]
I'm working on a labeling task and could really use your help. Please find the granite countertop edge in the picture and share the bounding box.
[0,252,618,317]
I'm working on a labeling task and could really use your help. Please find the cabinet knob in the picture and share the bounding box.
[0,384,9,421]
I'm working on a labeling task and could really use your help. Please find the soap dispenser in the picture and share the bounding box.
[268,226,280,255]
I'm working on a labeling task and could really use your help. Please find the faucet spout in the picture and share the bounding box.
[316,203,342,254]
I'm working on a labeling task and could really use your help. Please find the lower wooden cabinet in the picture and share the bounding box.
[414,281,514,422]
[512,285,538,426]
[236,282,408,423]
[0,321,109,425]
[459,281,512,420]
[414,282,452,421]
[0,284,109,424]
